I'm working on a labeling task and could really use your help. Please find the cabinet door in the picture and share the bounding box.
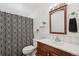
[36,42,49,56]
[49,46,73,56]
[36,42,74,56]
[36,47,48,56]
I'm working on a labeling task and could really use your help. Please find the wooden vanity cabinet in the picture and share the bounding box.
[36,42,74,56]
[36,42,49,56]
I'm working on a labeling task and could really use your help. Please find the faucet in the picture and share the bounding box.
[55,36,61,42]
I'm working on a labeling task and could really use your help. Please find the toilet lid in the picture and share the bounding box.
[23,45,35,51]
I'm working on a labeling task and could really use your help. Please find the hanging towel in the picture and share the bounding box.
[69,18,77,32]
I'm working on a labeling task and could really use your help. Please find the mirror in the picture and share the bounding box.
[49,5,67,34]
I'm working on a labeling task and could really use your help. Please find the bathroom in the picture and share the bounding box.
[0,2,79,57]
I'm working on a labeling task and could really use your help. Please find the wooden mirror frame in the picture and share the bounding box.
[49,5,67,34]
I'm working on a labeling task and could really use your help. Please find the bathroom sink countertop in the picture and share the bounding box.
[34,38,79,56]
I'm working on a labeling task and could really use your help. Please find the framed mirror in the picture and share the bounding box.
[49,5,67,34]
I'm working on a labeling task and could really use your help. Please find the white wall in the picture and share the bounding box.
[34,3,79,45]
[63,3,79,44]
[0,3,79,45]
[0,3,30,17]
[0,3,51,18]
[0,3,52,39]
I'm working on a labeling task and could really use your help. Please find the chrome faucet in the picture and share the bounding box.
[55,36,61,42]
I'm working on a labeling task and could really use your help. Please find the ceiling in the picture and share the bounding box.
[0,3,52,18]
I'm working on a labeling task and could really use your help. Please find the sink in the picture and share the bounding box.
[51,37,64,45]
[41,38,64,46]
[52,41,64,46]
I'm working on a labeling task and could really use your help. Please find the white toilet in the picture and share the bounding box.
[22,40,37,56]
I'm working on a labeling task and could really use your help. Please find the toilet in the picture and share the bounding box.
[22,40,37,56]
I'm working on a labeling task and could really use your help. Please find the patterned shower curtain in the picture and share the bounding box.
[0,11,33,56]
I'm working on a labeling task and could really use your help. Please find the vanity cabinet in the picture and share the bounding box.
[36,42,74,56]
[36,42,49,56]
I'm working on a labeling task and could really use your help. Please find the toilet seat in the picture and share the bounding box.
[22,45,36,55]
